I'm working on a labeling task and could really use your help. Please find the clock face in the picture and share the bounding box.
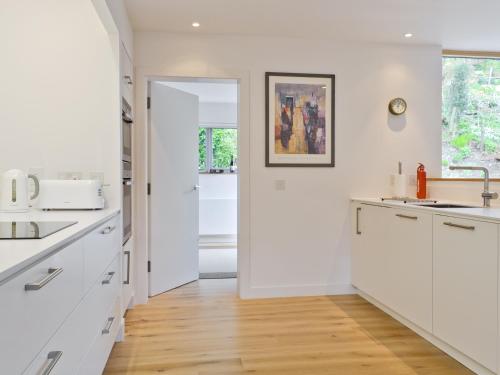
[389,98,407,115]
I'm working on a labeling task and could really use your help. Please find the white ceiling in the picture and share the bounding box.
[158,80,238,103]
[125,0,500,51]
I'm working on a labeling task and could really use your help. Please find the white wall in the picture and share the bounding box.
[200,102,237,127]
[134,32,442,298]
[105,0,133,57]
[0,0,121,208]
[199,174,237,236]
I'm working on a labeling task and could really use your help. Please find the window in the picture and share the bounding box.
[442,55,500,178]
[199,127,237,172]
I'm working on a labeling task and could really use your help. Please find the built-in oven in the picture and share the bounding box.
[122,98,132,163]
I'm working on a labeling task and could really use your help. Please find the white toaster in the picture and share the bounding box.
[37,180,105,210]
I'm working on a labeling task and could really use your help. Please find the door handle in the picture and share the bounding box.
[38,351,63,375]
[123,250,131,285]
[193,185,201,191]
[25,268,63,291]
[356,207,361,235]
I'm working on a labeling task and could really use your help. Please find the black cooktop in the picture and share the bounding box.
[0,221,77,239]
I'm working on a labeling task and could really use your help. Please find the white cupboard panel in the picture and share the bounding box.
[78,298,121,375]
[433,215,498,371]
[0,240,84,375]
[387,208,433,331]
[83,215,120,292]
[23,254,121,375]
[351,203,392,302]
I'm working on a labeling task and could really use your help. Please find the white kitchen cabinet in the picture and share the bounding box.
[83,214,121,292]
[0,213,121,375]
[351,203,393,302]
[120,43,134,105]
[78,297,122,375]
[386,208,433,332]
[24,254,121,375]
[433,215,498,372]
[0,239,84,375]
[122,236,134,314]
[352,204,433,332]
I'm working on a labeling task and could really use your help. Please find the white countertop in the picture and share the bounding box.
[352,197,500,223]
[0,208,120,283]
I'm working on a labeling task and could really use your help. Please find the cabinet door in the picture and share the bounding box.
[0,240,84,374]
[121,237,134,314]
[387,208,432,331]
[433,215,498,371]
[24,255,121,375]
[351,203,392,301]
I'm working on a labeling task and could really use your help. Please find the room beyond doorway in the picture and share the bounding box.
[155,78,238,281]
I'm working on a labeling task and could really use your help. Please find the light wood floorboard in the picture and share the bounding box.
[104,279,472,374]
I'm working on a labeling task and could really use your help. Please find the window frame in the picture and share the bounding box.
[199,125,238,174]
[436,50,500,181]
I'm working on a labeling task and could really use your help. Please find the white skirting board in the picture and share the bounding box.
[358,290,495,375]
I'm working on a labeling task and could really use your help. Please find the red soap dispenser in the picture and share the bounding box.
[417,163,427,199]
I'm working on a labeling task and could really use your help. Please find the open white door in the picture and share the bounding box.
[149,82,199,296]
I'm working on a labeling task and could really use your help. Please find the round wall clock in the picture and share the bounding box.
[388,97,407,115]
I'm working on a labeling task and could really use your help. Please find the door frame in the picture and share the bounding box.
[133,67,251,304]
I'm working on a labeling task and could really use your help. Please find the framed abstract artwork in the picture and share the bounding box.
[265,72,335,167]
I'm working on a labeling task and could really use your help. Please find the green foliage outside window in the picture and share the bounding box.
[442,57,500,177]
[198,127,237,171]
[212,128,237,169]
[199,128,206,170]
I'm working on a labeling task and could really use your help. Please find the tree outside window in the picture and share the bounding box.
[199,127,237,172]
[442,56,500,177]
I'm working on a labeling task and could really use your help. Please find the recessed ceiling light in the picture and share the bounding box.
[404,33,413,38]
[192,22,200,28]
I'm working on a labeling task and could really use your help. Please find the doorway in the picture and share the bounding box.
[148,78,239,296]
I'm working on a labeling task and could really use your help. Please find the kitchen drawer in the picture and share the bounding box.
[0,239,84,375]
[78,297,121,375]
[83,215,120,292]
[23,255,121,375]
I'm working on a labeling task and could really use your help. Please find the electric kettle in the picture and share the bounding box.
[0,169,40,212]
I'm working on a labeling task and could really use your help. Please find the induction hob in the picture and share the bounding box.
[0,221,77,239]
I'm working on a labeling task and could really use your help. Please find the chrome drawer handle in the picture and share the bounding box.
[102,317,115,335]
[25,268,63,291]
[396,213,418,220]
[443,222,475,231]
[124,75,133,85]
[39,351,63,375]
[101,271,116,285]
[124,250,131,285]
[101,225,116,235]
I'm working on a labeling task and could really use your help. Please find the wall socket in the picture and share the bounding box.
[58,171,82,180]
[89,172,104,184]
[274,179,286,191]
[28,167,44,179]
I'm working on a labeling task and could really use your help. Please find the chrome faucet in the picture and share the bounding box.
[449,166,498,207]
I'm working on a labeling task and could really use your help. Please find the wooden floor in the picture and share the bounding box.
[104,279,472,375]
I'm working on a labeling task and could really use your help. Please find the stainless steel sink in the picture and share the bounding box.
[411,203,477,208]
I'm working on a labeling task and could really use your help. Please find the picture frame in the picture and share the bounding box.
[265,72,335,167]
